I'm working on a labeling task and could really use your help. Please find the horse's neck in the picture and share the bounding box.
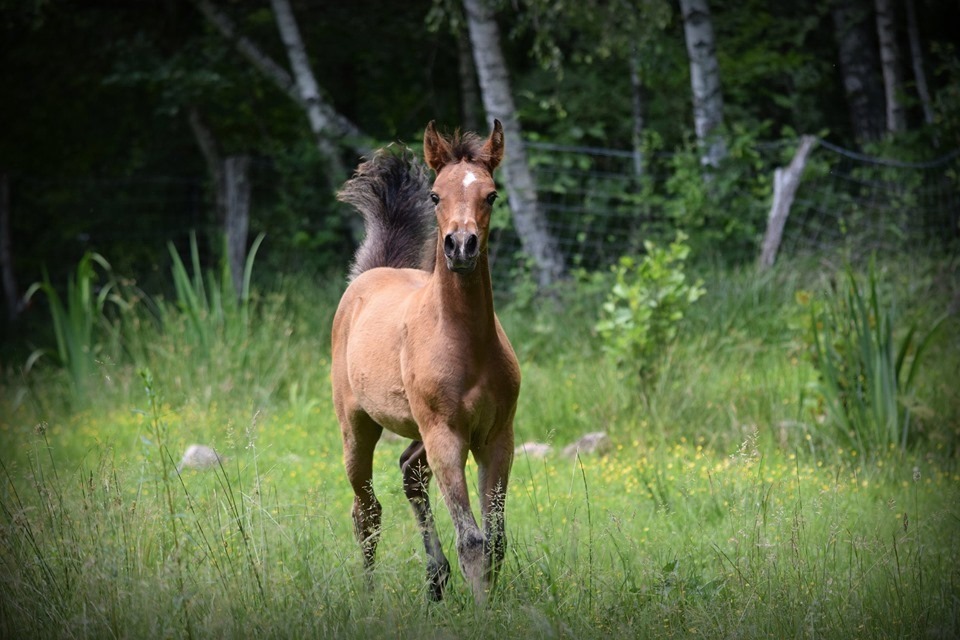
[429,253,497,338]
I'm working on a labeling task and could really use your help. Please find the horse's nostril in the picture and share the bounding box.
[465,234,479,257]
[444,234,456,257]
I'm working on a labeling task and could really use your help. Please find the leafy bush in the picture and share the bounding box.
[663,124,773,262]
[595,232,705,380]
[807,263,945,456]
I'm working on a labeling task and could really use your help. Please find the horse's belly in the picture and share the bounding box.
[357,381,420,439]
[346,329,420,439]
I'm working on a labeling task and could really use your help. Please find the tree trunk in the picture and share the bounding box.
[831,0,886,143]
[462,0,564,287]
[223,156,251,295]
[904,0,935,129]
[0,172,21,322]
[457,28,481,132]
[188,107,226,218]
[629,50,646,178]
[187,108,250,296]
[874,0,907,134]
[678,0,726,170]
[193,0,371,164]
[269,0,346,183]
[759,135,817,270]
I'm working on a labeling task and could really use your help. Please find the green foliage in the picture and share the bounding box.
[167,231,264,355]
[806,263,946,457]
[595,232,705,380]
[24,252,120,401]
[255,141,353,274]
[663,125,773,261]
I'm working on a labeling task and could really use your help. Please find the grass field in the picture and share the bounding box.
[1,252,958,638]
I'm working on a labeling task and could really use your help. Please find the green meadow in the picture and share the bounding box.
[1,250,958,639]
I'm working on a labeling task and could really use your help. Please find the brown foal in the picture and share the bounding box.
[330,120,520,603]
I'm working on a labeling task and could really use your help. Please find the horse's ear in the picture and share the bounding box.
[482,119,504,171]
[423,120,450,172]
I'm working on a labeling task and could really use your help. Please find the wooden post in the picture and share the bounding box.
[759,135,817,270]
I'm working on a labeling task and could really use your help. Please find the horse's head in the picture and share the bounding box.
[423,120,504,274]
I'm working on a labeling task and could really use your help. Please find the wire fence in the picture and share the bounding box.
[782,142,960,259]
[10,139,960,290]
[487,139,960,283]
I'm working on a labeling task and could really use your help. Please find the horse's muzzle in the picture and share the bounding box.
[443,231,480,273]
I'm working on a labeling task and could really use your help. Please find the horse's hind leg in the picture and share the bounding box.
[340,411,383,571]
[476,425,515,588]
[399,440,451,601]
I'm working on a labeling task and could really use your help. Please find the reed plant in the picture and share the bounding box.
[808,262,946,457]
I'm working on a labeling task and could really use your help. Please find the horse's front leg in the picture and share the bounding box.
[399,440,451,601]
[476,425,514,587]
[420,427,488,602]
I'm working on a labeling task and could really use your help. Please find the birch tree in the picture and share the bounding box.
[678,0,726,170]
[193,0,371,183]
[462,0,565,287]
[269,0,345,180]
[874,0,907,134]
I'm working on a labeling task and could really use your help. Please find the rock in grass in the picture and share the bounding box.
[177,444,224,473]
[515,442,553,458]
[562,432,611,458]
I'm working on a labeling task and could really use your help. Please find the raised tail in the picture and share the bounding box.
[337,147,436,280]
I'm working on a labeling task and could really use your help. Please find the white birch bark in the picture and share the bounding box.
[269,0,344,180]
[874,0,907,133]
[678,0,726,169]
[193,0,370,167]
[462,0,564,287]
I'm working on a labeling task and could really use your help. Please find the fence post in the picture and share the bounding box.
[759,135,817,269]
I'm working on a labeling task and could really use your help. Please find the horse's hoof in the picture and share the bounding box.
[427,560,450,602]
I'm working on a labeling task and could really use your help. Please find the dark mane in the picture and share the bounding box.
[337,147,436,280]
[448,130,493,166]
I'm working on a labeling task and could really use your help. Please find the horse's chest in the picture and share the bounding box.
[402,346,514,433]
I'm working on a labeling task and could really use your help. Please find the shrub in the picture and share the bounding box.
[595,232,705,380]
[807,263,945,456]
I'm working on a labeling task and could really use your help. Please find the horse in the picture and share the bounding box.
[330,120,521,603]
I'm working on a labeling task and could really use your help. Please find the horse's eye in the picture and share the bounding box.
[486,191,498,205]
[430,192,440,205]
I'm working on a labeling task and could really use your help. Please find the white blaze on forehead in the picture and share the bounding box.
[462,171,477,188]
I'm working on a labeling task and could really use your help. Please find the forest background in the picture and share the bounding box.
[1,0,958,311]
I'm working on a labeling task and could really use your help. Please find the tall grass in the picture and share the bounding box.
[2,250,957,637]
[24,252,121,401]
[1,404,956,638]
[809,263,946,457]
